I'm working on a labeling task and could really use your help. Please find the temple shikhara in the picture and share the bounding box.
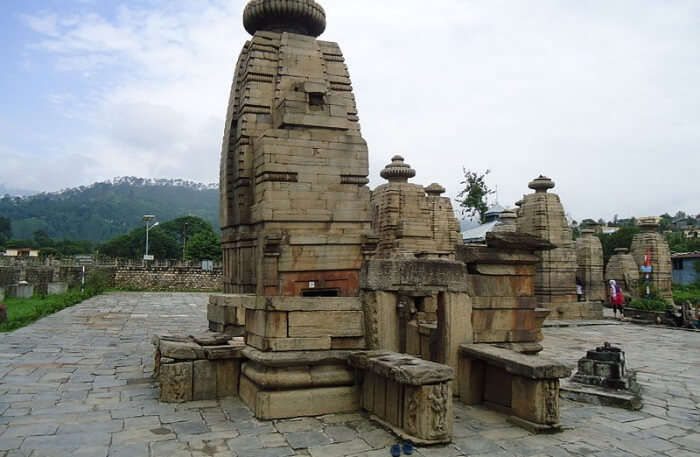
[152,0,672,445]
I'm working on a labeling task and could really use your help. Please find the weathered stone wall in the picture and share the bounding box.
[113,266,223,292]
[0,267,21,288]
[575,230,606,302]
[56,266,221,292]
[25,267,55,296]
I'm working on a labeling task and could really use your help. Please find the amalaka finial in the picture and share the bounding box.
[425,183,446,197]
[638,216,660,231]
[380,155,416,183]
[243,0,327,37]
[528,175,555,193]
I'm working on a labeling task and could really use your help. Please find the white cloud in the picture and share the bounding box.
[7,0,700,220]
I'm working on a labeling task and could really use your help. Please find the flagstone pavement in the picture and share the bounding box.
[0,292,698,457]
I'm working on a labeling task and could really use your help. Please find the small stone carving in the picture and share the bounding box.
[563,342,641,410]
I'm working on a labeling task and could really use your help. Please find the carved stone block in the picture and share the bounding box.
[160,362,193,403]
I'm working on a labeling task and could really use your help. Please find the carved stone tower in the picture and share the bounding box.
[220,0,372,297]
[369,156,461,259]
[517,176,580,315]
[575,228,605,302]
[631,217,674,304]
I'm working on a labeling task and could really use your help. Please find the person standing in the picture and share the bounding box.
[576,279,584,302]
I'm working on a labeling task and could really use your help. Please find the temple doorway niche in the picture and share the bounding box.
[403,293,440,363]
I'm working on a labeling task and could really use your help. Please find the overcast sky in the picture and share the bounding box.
[1,0,698,221]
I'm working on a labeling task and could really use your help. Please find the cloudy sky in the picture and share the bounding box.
[1,0,698,221]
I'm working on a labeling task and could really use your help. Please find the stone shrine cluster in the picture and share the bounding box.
[153,0,674,445]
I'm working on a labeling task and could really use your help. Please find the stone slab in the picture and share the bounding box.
[348,351,454,386]
[459,344,571,379]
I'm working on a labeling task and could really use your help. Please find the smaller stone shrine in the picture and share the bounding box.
[491,209,518,233]
[605,248,639,299]
[631,217,674,304]
[517,176,603,319]
[575,227,605,302]
[369,156,461,259]
[561,342,641,410]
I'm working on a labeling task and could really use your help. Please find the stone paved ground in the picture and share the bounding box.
[0,292,698,457]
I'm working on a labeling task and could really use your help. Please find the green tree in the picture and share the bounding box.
[456,168,495,223]
[98,215,215,260]
[597,227,640,264]
[185,229,221,261]
[33,230,53,248]
[0,216,10,244]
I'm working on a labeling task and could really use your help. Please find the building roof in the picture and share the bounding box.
[484,203,505,217]
[462,220,500,243]
[671,252,700,259]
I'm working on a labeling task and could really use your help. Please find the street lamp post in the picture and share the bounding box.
[143,215,159,260]
[182,222,188,261]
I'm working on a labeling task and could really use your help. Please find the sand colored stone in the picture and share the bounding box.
[369,156,461,259]
[219,5,372,296]
[605,248,640,298]
[575,228,606,302]
[516,176,578,307]
[154,0,572,441]
[630,217,674,303]
[517,176,602,319]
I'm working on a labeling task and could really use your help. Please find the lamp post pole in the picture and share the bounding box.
[142,215,158,260]
[182,222,188,261]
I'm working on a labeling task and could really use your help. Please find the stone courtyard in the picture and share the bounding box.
[0,292,697,457]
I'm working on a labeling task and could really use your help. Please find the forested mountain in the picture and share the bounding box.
[0,177,219,242]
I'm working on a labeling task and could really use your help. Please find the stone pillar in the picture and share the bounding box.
[576,228,605,302]
[630,217,673,303]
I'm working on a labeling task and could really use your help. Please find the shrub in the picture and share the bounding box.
[85,269,112,294]
[628,298,672,312]
[673,283,700,305]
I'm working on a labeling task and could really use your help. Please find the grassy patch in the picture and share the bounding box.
[673,283,700,305]
[0,272,108,332]
[0,289,100,332]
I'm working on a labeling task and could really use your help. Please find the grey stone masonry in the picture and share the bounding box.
[0,292,697,457]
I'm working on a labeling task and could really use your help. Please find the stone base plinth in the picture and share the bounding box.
[152,333,244,403]
[561,380,642,410]
[544,301,604,320]
[239,373,359,420]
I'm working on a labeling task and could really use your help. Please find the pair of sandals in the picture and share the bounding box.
[390,441,414,456]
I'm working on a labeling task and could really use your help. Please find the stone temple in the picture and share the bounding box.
[154,0,576,444]
[516,176,603,319]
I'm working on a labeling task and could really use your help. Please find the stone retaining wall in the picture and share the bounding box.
[0,267,21,288]
[25,267,55,296]
[113,266,223,292]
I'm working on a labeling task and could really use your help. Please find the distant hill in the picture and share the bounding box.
[0,177,219,242]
